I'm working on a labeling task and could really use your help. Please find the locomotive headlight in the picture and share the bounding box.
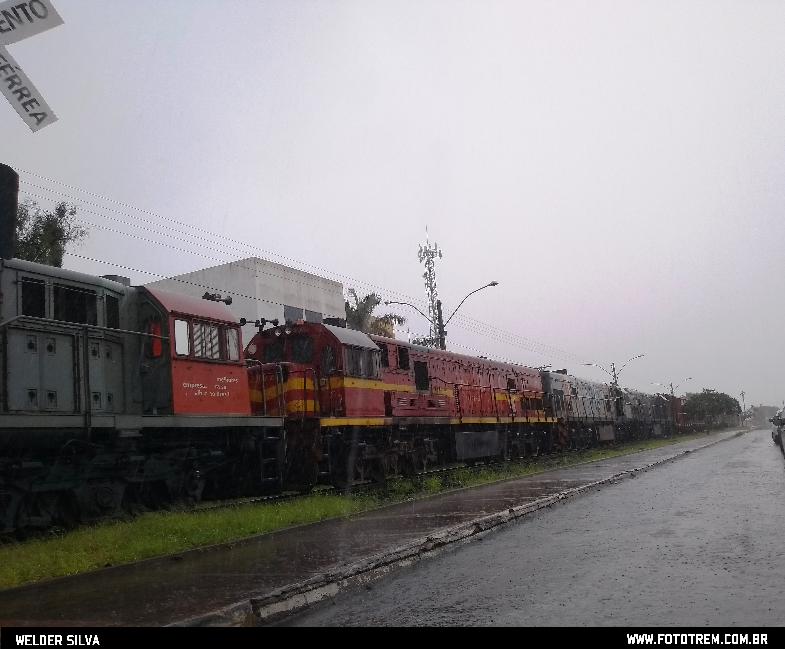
[284,326,292,335]
[274,328,282,337]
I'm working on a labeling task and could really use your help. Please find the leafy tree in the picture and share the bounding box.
[684,389,741,426]
[344,289,405,337]
[15,200,86,267]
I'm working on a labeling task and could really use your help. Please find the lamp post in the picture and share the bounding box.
[385,281,498,350]
[652,378,692,400]
[583,354,645,416]
[383,299,440,346]
[582,354,645,389]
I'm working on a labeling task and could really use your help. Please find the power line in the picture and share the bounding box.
[17,173,591,366]
[17,175,432,305]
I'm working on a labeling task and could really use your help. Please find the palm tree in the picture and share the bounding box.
[344,289,405,337]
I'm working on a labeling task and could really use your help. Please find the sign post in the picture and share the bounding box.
[0,0,63,132]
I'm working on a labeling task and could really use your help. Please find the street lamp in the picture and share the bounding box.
[384,299,440,346]
[385,281,499,350]
[583,354,645,417]
[652,377,692,398]
[582,354,645,387]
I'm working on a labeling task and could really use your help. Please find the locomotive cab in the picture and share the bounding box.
[140,287,250,416]
[244,321,383,418]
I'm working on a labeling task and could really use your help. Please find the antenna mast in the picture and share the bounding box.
[418,228,442,343]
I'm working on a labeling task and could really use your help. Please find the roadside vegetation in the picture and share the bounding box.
[0,429,727,590]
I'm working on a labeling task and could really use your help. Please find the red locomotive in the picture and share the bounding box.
[243,320,628,489]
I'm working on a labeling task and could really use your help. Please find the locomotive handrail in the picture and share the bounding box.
[279,365,319,419]
[256,363,286,417]
[490,386,501,421]
[259,365,268,416]
[300,367,319,419]
[0,315,169,339]
[277,365,285,416]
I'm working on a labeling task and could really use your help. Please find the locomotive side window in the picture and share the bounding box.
[398,347,410,371]
[345,347,363,377]
[54,284,97,325]
[193,321,221,359]
[322,345,336,374]
[380,344,389,368]
[225,328,240,361]
[368,349,380,378]
[21,277,45,317]
[344,347,380,378]
[106,295,120,329]
[291,336,313,363]
[414,360,429,391]
[145,318,164,358]
[174,319,190,356]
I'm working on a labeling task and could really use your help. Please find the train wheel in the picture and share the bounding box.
[14,496,32,539]
[400,452,418,477]
[182,469,206,503]
[54,492,79,529]
[13,492,54,538]
[140,480,170,511]
[369,458,387,485]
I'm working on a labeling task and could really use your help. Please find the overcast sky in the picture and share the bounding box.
[3,1,784,406]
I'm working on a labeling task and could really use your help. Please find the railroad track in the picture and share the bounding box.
[0,439,655,544]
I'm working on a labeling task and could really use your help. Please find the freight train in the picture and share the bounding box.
[0,163,679,534]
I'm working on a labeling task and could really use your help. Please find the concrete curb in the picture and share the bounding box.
[173,429,749,627]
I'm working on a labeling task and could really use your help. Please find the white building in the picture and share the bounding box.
[145,257,345,344]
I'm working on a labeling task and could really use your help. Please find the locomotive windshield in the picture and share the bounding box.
[263,338,284,363]
[290,336,313,363]
[259,334,314,364]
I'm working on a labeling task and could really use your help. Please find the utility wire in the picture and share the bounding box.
[17,173,590,365]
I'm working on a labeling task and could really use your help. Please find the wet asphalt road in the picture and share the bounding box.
[284,428,785,626]
[0,428,752,626]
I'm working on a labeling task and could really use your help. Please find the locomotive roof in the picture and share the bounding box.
[544,370,608,389]
[369,333,541,375]
[2,257,131,293]
[143,286,239,323]
[324,323,381,350]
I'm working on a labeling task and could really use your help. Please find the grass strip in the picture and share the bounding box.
[0,429,726,590]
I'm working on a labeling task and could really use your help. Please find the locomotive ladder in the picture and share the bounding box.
[453,384,462,423]
[258,427,284,490]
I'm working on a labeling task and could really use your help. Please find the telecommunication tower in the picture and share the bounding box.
[417,230,442,344]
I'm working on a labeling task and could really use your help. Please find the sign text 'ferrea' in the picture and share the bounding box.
[0,44,56,131]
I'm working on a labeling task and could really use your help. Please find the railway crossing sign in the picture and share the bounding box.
[0,0,63,132]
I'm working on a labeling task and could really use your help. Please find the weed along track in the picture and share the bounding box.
[0,430,736,591]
